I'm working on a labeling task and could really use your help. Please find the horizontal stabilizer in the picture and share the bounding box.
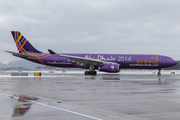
[4,51,28,58]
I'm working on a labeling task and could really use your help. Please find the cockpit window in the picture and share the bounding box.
[166,58,173,60]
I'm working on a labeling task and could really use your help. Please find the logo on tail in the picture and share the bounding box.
[11,31,42,53]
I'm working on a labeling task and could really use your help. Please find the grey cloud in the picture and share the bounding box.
[0,0,180,63]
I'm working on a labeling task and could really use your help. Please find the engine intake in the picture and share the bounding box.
[99,64,120,73]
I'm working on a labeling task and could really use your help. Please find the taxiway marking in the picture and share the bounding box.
[0,93,104,120]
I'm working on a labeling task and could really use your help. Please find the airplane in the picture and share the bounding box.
[5,31,178,75]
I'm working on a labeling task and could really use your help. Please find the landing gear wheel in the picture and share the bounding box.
[84,71,97,75]
[93,71,97,75]
[85,71,89,75]
[89,71,93,75]
[157,72,161,75]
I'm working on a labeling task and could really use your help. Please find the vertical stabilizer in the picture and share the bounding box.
[11,31,42,53]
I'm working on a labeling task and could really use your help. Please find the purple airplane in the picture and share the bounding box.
[5,31,177,75]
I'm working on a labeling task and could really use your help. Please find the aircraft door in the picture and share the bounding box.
[161,56,165,63]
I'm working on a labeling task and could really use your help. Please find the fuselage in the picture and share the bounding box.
[22,53,177,70]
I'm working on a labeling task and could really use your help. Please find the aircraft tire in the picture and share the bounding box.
[158,72,161,75]
[85,71,89,75]
[93,71,97,75]
[84,71,97,75]
[89,71,93,75]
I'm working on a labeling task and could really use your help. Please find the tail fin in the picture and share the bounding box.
[11,31,42,53]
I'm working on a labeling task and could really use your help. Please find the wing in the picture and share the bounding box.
[48,49,117,66]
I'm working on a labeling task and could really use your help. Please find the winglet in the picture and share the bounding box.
[48,49,56,54]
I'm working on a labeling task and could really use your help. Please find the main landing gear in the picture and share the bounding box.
[84,71,97,75]
[157,69,161,75]
[84,64,97,75]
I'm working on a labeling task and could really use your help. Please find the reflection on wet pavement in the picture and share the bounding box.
[34,77,41,81]
[84,74,121,80]
[102,77,120,80]
[18,95,39,101]
[13,103,31,116]
[12,95,39,117]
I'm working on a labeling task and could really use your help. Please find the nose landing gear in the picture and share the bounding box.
[157,69,161,75]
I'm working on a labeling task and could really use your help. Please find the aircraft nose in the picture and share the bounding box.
[172,60,178,66]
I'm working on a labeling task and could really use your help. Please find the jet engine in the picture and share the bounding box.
[99,64,120,73]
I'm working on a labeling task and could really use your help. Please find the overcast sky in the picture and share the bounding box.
[1,0,180,63]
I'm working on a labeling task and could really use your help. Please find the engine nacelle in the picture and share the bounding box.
[99,64,120,73]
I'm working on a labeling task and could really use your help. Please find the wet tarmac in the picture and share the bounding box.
[0,72,180,120]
